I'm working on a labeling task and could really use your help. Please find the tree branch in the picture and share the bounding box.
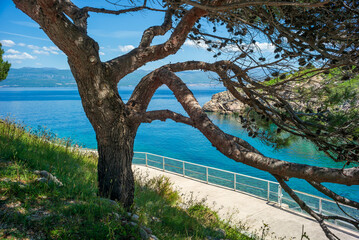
[181,0,330,12]
[320,214,359,230]
[274,175,340,240]
[82,5,166,15]
[139,8,173,48]
[308,181,359,209]
[140,110,194,126]
[149,67,359,185]
[13,0,99,63]
[106,7,207,82]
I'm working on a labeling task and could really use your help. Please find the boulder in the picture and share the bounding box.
[203,91,245,114]
[34,170,63,186]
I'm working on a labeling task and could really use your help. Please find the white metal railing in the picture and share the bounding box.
[133,152,359,231]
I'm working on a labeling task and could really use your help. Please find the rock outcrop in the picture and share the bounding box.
[203,91,245,114]
[34,170,63,187]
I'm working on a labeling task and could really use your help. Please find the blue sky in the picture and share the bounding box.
[0,0,274,70]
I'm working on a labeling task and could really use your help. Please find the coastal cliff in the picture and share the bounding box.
[203,91,245,114]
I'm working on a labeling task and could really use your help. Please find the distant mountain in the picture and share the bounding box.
[1,68,75,87]
[0,67,216,87]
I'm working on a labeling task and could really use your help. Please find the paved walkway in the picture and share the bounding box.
[133,165,359,240]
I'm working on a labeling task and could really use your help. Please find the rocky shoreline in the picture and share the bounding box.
[203,91,245,114]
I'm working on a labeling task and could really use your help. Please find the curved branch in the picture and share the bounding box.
[162,60,358,162]
[181,0,330,12]
[128,62,359,185]
[308,181,359,209]
[140,110,194,126]
[82,6,166,15]
[320,215,359,230]
[139,8,173,48]
[13,0,99,63]
[274,175,340,240]
[106,7,207,82]
[151,67,359,185]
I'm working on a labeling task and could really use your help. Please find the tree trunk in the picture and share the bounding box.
[97,122,137,208]
[68,62,139,209]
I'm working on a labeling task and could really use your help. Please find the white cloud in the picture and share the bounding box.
[27,45,60,55]
[6,49,20,54]
[224,42,275,52]
[184,39,209,49]
[27,44,40,50]
[18,43,26,47]
[118,45,135,52]
[99,52,105,56]
[4,52,36,60]
[42,46,59,51]
[0,40,16,47]
[254,42,275,52]
[184,39,275,53]
[33,49,50,55]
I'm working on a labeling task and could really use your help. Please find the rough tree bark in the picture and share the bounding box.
[72,65,140,206]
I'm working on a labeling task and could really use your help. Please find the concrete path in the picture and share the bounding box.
[133,165,359,240]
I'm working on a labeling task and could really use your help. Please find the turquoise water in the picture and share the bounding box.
[0,87,358,202]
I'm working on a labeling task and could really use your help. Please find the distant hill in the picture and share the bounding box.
[0,67,217,87]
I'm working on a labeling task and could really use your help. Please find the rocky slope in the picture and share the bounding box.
[203,91,245,114]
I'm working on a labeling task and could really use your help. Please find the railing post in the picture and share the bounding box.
[234,174,236,191]
[267,181,270,202]
[163,157,165,171]
[183,161,185,176]
[319,199,322,214]
[145,153,148,167]
[206,167,208,184]
[278,185,282,208]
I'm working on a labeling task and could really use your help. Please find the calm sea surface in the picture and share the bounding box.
[0,87,358,201]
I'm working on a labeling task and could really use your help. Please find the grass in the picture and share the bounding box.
[0,118,255,240]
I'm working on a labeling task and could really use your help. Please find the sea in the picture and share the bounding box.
[0,86,358,202]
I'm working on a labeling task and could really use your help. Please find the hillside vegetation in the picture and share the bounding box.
[0,119,255,240]
[204,67,359,150]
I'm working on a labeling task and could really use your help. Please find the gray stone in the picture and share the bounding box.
[148,235,158,240]
[36,177,47,183]
[140,227,149,240]
[99,198,118,207]
[129,221,138,227]
[127,212,140,222]
[214,227,226,238]
[142,226,152,234]
[203,91,245,114]
[34,170,63,186]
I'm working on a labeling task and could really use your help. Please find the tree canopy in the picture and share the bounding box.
[12,1,359,239]
[0,43,11,81]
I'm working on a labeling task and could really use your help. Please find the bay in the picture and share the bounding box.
[0,86,358,202]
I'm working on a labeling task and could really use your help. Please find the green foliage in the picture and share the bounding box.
[242,67,359,157]
[134,175,252,240]
[0,119,253,239]
[0,43,11,81]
